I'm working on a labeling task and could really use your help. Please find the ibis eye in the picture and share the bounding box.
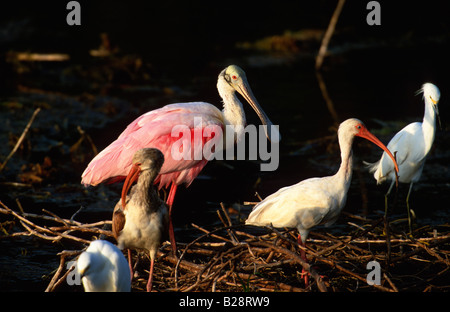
[232,75,237,80]
[356,125,362,129]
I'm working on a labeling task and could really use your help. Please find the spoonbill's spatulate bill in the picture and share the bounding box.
[112,148,169,292]
[246,118,399,286]
[77,239,131,292]
[81,65,279,254]
[364,83,441,234]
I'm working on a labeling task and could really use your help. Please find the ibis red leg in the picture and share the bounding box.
[146,259,155,292]
[297,234,309,287]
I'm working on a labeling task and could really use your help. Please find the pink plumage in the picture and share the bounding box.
[81,102,224,188]
[81,65,277,255]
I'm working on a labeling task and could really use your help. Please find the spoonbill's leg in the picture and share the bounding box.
[166,183,178,256]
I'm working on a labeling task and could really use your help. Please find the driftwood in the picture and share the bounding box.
[0,200,449,292]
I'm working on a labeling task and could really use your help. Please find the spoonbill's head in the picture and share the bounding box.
[121,148,164,208]
[420,83,441,129]
[339,118,399,174]
[218,65,281,143]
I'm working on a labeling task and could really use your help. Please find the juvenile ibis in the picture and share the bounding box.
[112,148,169,292]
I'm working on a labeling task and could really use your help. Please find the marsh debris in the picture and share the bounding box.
[1,200,448,292]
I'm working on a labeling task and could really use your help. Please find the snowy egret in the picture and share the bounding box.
[77,239,131,292]
[365,83,441,233]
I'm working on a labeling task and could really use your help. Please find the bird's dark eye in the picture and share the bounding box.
[356,125,362,129]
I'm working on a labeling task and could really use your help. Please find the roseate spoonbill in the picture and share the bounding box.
[81,65,279,254]
[77,239,131,292]
[364,83,441,234]
[112,148,169,292]
[246,118,399,286]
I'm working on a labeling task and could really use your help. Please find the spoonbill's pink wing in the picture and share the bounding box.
[81,102,225,187]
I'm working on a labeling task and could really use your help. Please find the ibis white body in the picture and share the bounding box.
[246,118,399,242]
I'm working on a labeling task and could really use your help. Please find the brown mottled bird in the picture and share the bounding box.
[112,148,169,292]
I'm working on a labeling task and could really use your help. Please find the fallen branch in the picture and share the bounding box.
[0,107,41,172]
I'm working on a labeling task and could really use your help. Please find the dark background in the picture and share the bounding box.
[0,0,449,291]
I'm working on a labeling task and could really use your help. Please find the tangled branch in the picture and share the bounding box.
[1,200,449,292]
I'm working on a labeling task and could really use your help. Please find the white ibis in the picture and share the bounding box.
[364,83,441,233]
[112,148,169,292]
[77,239,131,292]
[246,118,399,286]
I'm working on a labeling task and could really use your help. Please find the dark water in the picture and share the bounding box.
[1,1,450,291]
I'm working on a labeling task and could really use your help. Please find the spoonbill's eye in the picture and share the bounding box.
[232,75,237,80]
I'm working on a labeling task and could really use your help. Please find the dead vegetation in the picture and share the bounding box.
[1,199,448,292]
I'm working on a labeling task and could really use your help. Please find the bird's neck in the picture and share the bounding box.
[222,94,246,129]
[132,171,159,211]
[422,100,437,153]
[335,136,354,190]
[218,80,246,129]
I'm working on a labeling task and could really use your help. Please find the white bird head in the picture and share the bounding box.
[421,83,440,106]
[218,65,281,143]
[419,83,441,129]
[77,239,115,278]
[77,240,131,292]
[339,118,399,174]
[77,248,96,278]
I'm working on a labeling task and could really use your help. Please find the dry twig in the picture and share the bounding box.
[0,108,41,172]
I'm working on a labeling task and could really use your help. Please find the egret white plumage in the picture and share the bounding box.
[364,83,441,234]
[246,118,399,286]
[112,148,169,292]
[77,239,131,292]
